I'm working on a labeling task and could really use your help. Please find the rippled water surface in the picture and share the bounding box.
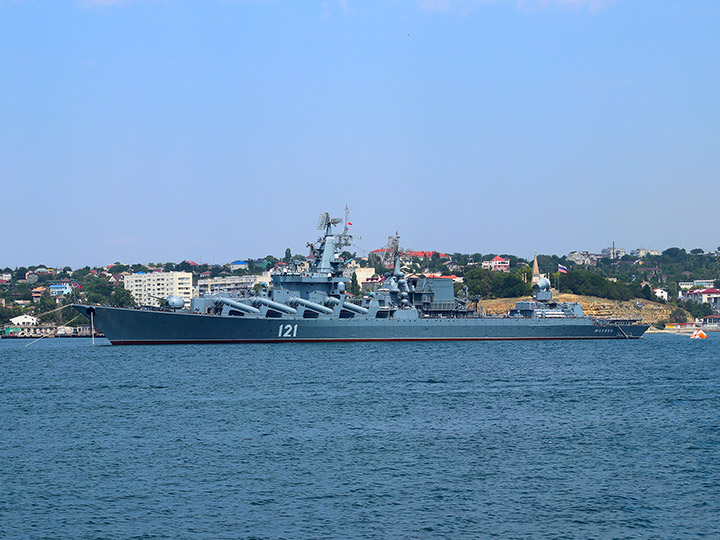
[2,334,719,539]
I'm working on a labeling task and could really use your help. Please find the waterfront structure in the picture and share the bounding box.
[122,271,193,307]
[697,315,720,327]
[10,314,38,326]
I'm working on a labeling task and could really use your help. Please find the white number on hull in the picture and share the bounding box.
[278,324,298,338]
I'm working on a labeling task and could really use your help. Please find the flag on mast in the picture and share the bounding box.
[557,264,568,274]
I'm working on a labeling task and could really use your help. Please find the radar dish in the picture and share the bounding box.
[536,277,551,291]
[167,295,185,309]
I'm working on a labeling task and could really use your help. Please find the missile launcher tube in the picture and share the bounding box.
[216,297,261,314]
[288,297,334,315]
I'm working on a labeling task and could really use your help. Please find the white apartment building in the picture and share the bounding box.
[630,248,660,258]
[679,279,717,290]
[601,246,626,259]
[123,271,193,307]
[342,266,376,286]
[196,273,270,296]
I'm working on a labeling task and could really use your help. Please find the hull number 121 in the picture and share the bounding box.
[278,324,298,338]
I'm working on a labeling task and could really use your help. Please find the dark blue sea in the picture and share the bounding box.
[1,334,719,539]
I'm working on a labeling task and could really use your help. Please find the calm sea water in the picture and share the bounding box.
[1,334,719,539]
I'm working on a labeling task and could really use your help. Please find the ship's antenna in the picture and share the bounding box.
[381,233,401,271]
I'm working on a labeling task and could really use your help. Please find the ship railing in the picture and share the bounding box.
[597,318,642,326]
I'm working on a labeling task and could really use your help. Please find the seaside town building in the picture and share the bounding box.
[196,273,271,296]
[683,288,720,312]
[49,281,74,297]
[678,279,716,290]
[566,251,598,266]
[652,288,669,302]
[31,287,47,302]
[483,256,510,272]
[369,248,450,265]
[601,246,626,260]
[10,314,38,326]
[630,248,660,258]
[123,271,193,308]
[229,260,249,271]
[342,265,377,288]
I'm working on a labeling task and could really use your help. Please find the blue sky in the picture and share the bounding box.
[2,0,718,268]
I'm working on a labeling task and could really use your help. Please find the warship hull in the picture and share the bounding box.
[72,305,649,345]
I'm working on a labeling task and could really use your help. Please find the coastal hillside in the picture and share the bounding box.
[475,294,687,328]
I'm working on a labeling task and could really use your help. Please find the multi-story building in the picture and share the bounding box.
[566,251,598,266]
[342,266,376,287]
[630,248,660,258]
[489,256,510,272]
[49,282,73,297]
[679,279,716,290]
[123,271,193,307]
[228,260,249,271]
[601,246,626,259]
[683,288,720,312]
[31,286,47,302]
[196,274,269,296]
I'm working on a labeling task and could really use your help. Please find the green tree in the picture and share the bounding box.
[83,277,114,305]
[349,272,360,295]
[463,268,531,299]
[669,308,687,323]
[111,285,137,308]
[35,291,57,322]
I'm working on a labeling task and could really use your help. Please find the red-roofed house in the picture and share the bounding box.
[489,256,510,273]
[370,249,450,259]
[426,274,463,283]
[684,288,720,311]
[31,286,47,302]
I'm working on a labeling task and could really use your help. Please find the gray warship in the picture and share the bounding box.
[73,212,649,344]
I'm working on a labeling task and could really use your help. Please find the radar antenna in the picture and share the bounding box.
[317,212,331,231]
[381,233,401,269]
